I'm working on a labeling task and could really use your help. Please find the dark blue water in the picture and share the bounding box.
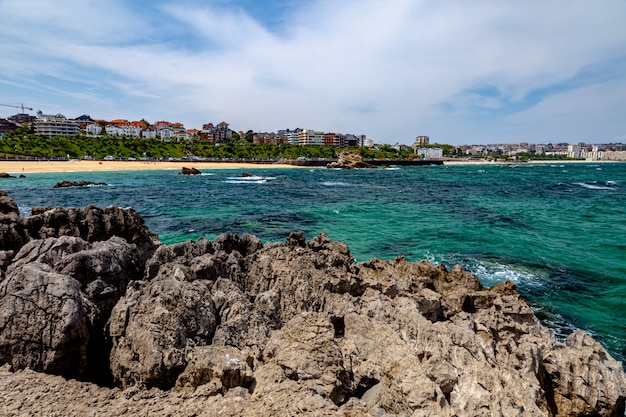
[2,163,625,365]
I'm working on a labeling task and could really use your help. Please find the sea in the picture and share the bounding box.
[2,162,625,366]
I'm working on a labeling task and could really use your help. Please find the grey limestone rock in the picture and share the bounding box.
[108,274,218,389]
[0,192,624,416]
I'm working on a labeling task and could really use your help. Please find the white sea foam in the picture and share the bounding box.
[225,179,267,184]
[427,253,545,289]
[224,175,276,184]
[321,181,355,187]
[574,182,615,190]
[465,259,545,288]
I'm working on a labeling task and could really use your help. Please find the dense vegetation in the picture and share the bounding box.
[0,130,424,160]
[0,128,573,161]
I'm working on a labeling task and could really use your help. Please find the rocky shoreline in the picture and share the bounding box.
[0,190,624,416]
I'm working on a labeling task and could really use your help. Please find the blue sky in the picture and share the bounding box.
[1,0,625,145]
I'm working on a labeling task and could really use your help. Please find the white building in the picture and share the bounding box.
[34,111,80,138]
[142,128,157,139]
[105,125,122,136]
[416,147,443,159]
[567,145,581,159]
[298,129,324,146]
[159,127,176,141]
[85,123,102,136]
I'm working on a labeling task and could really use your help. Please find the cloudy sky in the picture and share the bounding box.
[1,0,625,145]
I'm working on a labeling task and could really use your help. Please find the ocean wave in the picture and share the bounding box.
[321,181,356,187]
[224,179,268,184]
[574,182,616,190]
[224,175,276,184]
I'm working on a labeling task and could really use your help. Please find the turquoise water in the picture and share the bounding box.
[2,162,625,365]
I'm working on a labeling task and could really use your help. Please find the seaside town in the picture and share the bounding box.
[1,106,626,161]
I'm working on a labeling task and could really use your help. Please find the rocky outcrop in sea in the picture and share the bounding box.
[0,190,624,416]
[327,150,375,169]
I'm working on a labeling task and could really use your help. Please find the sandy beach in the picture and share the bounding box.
[0,160,302,174]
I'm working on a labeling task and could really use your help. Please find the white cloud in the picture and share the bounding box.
[1,0,625,144]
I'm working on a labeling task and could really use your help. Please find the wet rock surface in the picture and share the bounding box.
[0,191,624,416]
[53,180,107,188]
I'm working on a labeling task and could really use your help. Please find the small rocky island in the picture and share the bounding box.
[181,166,202,175]
[53,180,107,188]
[0,189,624,416]
[327,150,375,169]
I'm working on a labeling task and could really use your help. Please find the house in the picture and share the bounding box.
[200,121,232,143]
[85,123,102,135]
[0,118,19,136]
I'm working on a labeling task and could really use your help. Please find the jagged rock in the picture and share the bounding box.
[0,262,90,377]
[0,194,158,265]
[175,345,254,393]
[543,330,626,416]
[0,192,624,416]
[0,190,19,218]
[53,180,107,188]
[0,172,16,179]
[263,312,352,404]
[327,150,375,169]
[181,167,201,175]
[108,274,218,389]
[31,205,51,215]
[0,235,143,382]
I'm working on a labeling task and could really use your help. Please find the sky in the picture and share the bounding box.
[1,0,626,146]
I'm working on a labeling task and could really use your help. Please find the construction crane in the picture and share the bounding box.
[0,103,33,113]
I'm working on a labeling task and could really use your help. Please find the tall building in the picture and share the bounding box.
[34,111,80,138]
[413,136,429,147]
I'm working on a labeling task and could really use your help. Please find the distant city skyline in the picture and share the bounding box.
[1,1,625,146]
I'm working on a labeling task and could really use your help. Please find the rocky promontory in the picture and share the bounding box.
[0,190,624,416]
[327,150,375,169]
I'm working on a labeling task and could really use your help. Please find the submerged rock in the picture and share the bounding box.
[0,190,624,416]
[53,180,107,188]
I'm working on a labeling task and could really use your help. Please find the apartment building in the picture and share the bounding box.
[34,111,80,138]
[298,129,325,145]
[200,121,231,143]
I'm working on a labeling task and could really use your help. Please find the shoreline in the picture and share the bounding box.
[0,160,305,174]
[1,158,623,174]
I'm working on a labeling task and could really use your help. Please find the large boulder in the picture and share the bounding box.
[0,262,90,377]
[0,190,19,218]
[0,235,143,383]
[181,167,201,175]
[108,273,218,389]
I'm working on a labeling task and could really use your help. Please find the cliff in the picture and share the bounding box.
[0,190,624,416]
